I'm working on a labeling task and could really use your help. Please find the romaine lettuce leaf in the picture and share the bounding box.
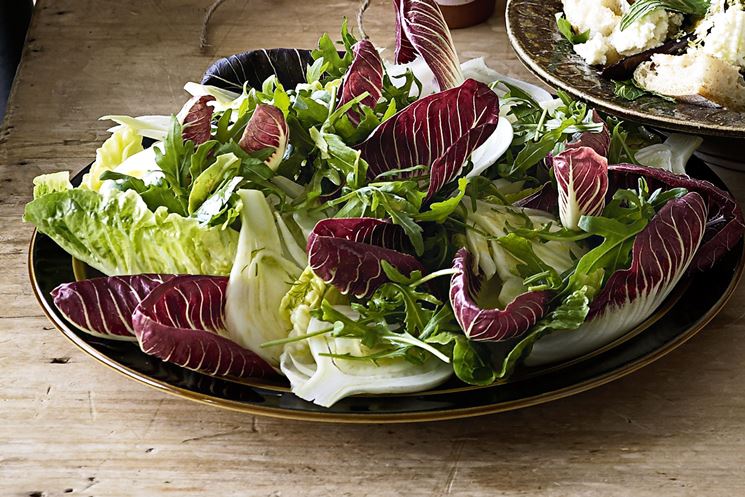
[24,188,238,276]
[81,126,144,191]
[33,171,72,199]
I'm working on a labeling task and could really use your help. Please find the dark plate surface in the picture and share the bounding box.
[505,0,745,138]
[28,158,744,423]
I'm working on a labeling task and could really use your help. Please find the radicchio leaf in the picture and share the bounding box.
[52,274,175,341]
[565,111,610,158]
[609,164,745,271]
[394,0,464,90]
[238,104,288,170]
[132,275,275,378]
[307,218,424,298]
[359,78,499,199]
[527,193,708,365]
[201,48,314,91]
[515,182,559,214]
[338,40,384,124]
[182,96,215,145]
[554,146,609,230]
[449,248,552,341]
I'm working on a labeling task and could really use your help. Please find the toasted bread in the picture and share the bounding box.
[634,52,745,111]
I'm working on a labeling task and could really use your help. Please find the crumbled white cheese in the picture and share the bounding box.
[562,0,621,37]
[574,32,615,65]
[701,7,745,70]
[608,8,669,56]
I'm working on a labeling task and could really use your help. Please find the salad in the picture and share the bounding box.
[26,0,744,407]
[557,0,745,110]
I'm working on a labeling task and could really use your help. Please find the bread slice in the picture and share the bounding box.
[634,52,745,111]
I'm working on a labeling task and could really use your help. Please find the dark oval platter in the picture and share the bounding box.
[29,157,743,423]
[27,47,745,423]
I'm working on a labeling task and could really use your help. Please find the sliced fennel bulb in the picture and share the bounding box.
[635,134,703,176]
[459,57,553,104]
[280,305,453,407]
[464,199,587,307]
[102,115,172,141]
[224,189,304,367]
[465,199,586,280]
[467,117,514,178]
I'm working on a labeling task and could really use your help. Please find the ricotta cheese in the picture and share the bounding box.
[562,0,621,37]
[701,6,745,70]
[574,32,616,65]
[608,8,669,56]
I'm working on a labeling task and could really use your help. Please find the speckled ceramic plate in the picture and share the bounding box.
[505,0,745,138]
[28,159,744,423]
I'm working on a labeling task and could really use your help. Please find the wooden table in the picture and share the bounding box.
[2,1,745,495]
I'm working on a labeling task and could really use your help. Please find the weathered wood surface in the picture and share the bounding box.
[1,1,745,496]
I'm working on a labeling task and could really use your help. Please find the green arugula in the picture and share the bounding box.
[311,17,357,81]
[613,79,648,101]
[556,14,590,44]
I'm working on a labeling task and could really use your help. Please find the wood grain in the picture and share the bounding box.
[1,1,745,496]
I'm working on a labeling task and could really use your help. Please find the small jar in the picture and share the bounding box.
[436,0,497,29]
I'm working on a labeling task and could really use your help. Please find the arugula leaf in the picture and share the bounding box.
[508,124,568,176]
[327,180,426,255]
[314,299,450,365]
[416,177,469,223]
[556,14,590,44]
[620,0,709,31]
[192,176,243,227]
[188,153,241,214]
[311,17,357,80]
[495,284,596,378]
[564,179,686,293]
[613,79,648,101]
[154,116,195,210]
[496,233,563,291]
[426,330,496,386]
[99,171,186,215]
[381,69,421,111]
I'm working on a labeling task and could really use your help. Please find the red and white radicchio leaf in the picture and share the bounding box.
[528,192,708,365]
[307,218,424,298]
[132,275,275,378]
[338,40,384,124]
[238,104,288,171]
[182,96,216,145]
[565,110,610,158]
[554,146,609,230]
[52,274,175,341]
[609,164,745,271]
[449,248,552,341]
[394,0,464,90]
[359,78,499,199]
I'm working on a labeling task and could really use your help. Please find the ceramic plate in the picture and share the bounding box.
[28,158,743,423]
[505,0,745,138]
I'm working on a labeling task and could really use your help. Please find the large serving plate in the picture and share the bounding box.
[505,0,745,139]
[29,157,744,423]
